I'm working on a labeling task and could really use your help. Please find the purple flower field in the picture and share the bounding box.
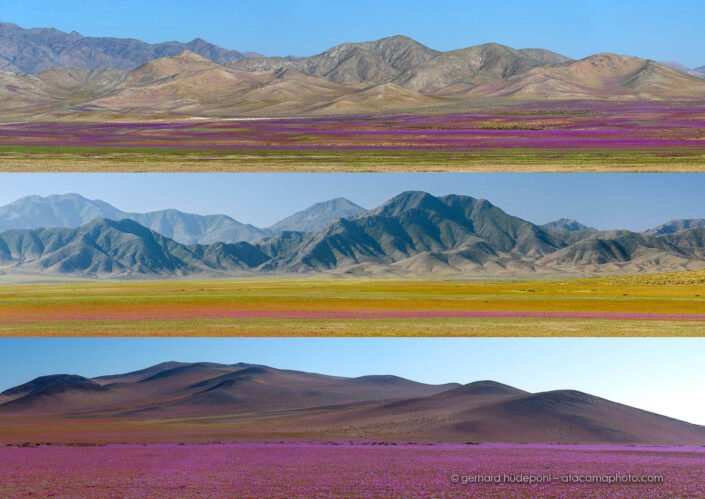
[2,101,705,152]
[1,443,703,497]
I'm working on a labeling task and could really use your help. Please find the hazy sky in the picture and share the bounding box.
[0,338,703,425]
[4,0,705,67]
[1,173,704,231]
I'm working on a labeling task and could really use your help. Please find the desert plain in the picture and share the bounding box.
[1,272,705,336]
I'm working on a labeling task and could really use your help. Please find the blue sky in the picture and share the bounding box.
[0,338,703,424]
[4,0,705,66]
[1,173,704,231]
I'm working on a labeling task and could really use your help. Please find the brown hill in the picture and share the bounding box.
[72,51,440,116]
[1,363,703,445]
[82,51,274,115]
[0,70,58,116]
[394,43,545,94]
[231,35,440,85]
[0,363,458,418]
[308,385,705,444]
[472,53,705,99]
[4,35,705,119]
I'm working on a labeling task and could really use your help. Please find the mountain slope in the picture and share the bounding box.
[261,191,565,273]
[308,383,705,444]
[36,67,127,97]
[472,53,705,99]
[0,219,268,277]
[0,362,458,417]
[269,198,366,233]
[394,43,546,94]
[0,70,59,117]
[537,230,689,268]
[75,51,431,116]
[0,194,370,244]
[0,193,124,230]
[518,48,573,65]
[233,39,569,95]
[0,22,250,74]
[541,219,597,232]
[80,51,279,116]
[1,363,703,445]
[231,35,440,85]
[644,219,705,236]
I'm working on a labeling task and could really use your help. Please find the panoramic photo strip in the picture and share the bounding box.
[2,0,705,497]
[1,337,704,496]
[1,173,705,337]
[1,0,705,171]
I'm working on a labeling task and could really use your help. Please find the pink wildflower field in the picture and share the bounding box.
[1,443,703,497]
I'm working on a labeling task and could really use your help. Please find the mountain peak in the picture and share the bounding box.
[269,198,366,233]
[15,192,90,203]
[378,190,437,208]
[380,34,415,42]
[463,380,524,393]
[581,52,640,65]
[439,380,527,397]
[519,47,573,64]
[541,218,596,232]
[0,193,268,245]
[1,374,100,397]
[644,218,705,236]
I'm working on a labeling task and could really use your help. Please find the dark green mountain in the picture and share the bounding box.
[261,191,566,272]
[2,192,705,277]
[0,218,268,277]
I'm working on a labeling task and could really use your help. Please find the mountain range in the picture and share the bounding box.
[0,22,256,74]
[0,193,366,244]
[2,24,705,118]
[2,191,705,278]
[1,362,702,445]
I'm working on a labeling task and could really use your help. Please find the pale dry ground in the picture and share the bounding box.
[0,317,703,337]
[3,155,705,172]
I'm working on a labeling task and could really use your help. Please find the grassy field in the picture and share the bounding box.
[2,145,705,172]
[2,272,705,336]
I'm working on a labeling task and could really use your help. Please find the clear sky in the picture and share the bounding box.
[1,173,704,231]
[0,338,703,425]
[4,0,704,67]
